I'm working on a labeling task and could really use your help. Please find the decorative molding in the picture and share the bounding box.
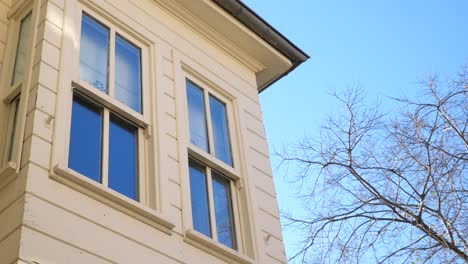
[185,229,255,264]
[7,0,31,19]
[52,164,175,235]
[155,0,265,73]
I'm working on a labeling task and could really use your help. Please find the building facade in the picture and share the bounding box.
[0,0,308,263]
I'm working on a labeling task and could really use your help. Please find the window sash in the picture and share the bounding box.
[186,79,233,167]
[7,97,21,162]
[68,94,141,201]
[79,13,143,114]
[188,158,237,250]
[11,12,32,86]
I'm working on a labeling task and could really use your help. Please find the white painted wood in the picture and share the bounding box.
[1,0,293,263]
[0,227,21,264]
[19,226,113,264]
[0,194,24,242]
[255,187,280,222]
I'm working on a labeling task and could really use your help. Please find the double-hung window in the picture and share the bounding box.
[67,12,147,201]
[185,79,238,250]
[1,9,32,171]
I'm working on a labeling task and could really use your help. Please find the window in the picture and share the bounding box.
[186,80,233,166]
[7,97,21,162]
[79,14,142,112]
[185,79,238,250]
[189,159,237,249]
[11,12,32,87]
[1,10,32,169]
[67,12,145,201]
[51,6,174,235]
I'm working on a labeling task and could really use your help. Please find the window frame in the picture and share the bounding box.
[188,157,239,250]
[185,77,240,181]
[185,94,242,249]
[177,63,253,263]
[184,77,242,250]
[66,10,149,203]
[50,2,174,234]
[0,2,36,179]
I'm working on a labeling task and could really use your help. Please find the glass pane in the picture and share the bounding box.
[209,96,232,166]
[108,115,138,200]
[189,160,211,237]
[69,96,102,183]
[7,98,20,161]
[79,14,109,93]
[186,81,209,152]
[11,12,32,85]
[115,35,142,113]
[212,172,236,249]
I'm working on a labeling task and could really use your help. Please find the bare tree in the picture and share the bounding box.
[281,66,467,263]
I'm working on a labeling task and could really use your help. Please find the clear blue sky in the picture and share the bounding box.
[241,0,468,260]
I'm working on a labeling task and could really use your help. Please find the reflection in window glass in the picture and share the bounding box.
[69,97,103,183]
[209,96,232,166]
[212,172,236,249]
[186,81,209,152]
[7,98,20,161]
[80,14,109,93]
[115,35,142,113]
[189,160,211,237]
[108,115,138,200]
[11,12,32,85]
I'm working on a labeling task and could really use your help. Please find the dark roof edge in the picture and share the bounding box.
[212,0,310,92]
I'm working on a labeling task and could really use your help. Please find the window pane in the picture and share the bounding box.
[80,14,109,93]
[212,172,236,249]
[115,35,142,113]
[189,160,211,237]
[186,81,209,152]
[7,98,20,161]
[108,115,138,200]
[11,12,32,85]
[69,97,102,183]
[209,96,232,166]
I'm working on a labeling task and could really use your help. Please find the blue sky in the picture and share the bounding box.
[241,0,468,260]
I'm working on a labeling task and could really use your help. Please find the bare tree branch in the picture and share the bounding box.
[281,66,468,263]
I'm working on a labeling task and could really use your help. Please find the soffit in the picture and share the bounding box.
[160,0,305,91]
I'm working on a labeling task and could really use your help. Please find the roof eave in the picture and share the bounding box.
[212,0,309,92]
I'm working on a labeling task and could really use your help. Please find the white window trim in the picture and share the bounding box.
[182,64,242,177]
[50,1,174,234]
[67,7,150,202]
[0,0,38,181]
[72,80,148,127]
[52,164,175,234]
[185,229,254,264]
[174,52,256,262]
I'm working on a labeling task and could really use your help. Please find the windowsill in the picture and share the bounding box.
[0,161,18,188]
[51,164,175,235]
[184,229,254,264]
